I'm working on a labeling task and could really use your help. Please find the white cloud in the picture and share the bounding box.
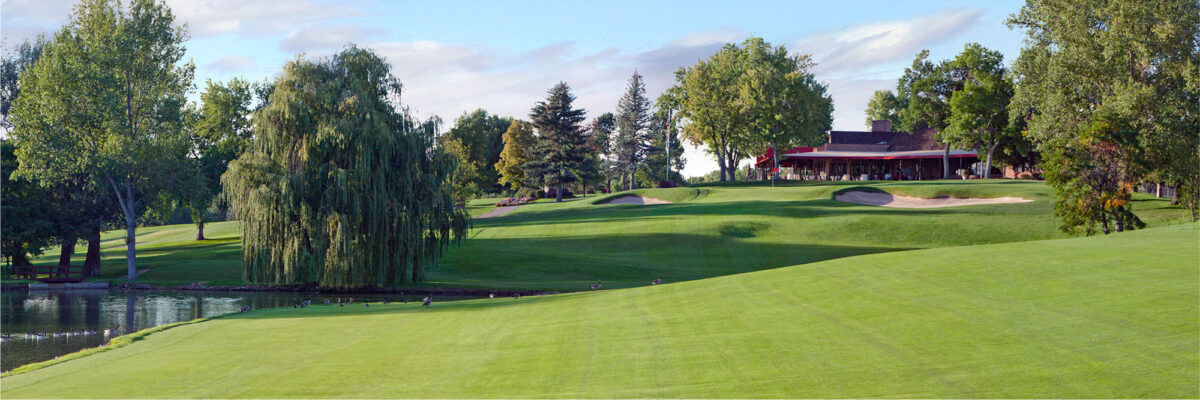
[205,55,258,73]
[792,8,984,77]
[280,24,382,54]
[361,31,741,177]
[168,0,360,38]
[0,0,360,46]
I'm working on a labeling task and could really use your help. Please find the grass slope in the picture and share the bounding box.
[433,180,1188,290]
[3,224,1195,398]
[18,181,1190,290]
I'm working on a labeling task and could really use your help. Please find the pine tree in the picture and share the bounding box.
[639,113,686,186]
[615,71,652,190]
[526,82,587,202]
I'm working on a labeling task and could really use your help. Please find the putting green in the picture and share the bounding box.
[4,224,1195,398]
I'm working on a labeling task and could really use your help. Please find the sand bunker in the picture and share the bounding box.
[835,190,1032,208]
[475,205,519,219]
[605,195,671,205]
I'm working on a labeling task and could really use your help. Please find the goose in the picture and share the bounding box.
[364,303,370,308]
[489,293,495,299]
[513,293,521,299]
[651,275,662,285]
[422,296,432,307]
[590,280,602,290]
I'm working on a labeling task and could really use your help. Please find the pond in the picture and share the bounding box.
[0,289,479,372]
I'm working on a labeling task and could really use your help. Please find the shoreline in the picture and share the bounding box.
[1,282,560,297]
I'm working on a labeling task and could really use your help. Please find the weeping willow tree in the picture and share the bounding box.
[222,46,469,288]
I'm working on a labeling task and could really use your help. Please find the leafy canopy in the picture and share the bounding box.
[222,46,468,287]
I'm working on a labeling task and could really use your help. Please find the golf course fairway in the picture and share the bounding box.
[3,223,1195,398]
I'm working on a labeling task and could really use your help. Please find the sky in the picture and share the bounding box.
[1,0,1029,177]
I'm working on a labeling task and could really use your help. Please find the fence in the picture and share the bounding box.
[1137,183,1177,200]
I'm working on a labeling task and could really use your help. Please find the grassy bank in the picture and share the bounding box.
[3,223,1195,398]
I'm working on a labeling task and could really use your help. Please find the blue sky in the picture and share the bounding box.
[2,0,1029,177]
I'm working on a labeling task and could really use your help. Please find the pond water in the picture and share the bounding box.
[0,290,478,372]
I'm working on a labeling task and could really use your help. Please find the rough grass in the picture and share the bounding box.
[3,224,1195,398]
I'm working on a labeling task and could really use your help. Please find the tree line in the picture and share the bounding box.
[866,0,1199,234]
[1,0,467,287]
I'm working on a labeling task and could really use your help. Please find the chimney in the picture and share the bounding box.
[871,120,892,132]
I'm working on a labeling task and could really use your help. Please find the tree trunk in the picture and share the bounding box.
[107,176,139,280]
[942,144,951,179]
[716,143,727,182]
[772,143,780,183]
[985,141,999,180]
[555,181,563,202]
[1171,183,1180,205]
[125,215,137,279]
[85,227,101,276]
[1100,211,1111,235]
[58,235,77,266]
[11,243,30,267]
[726,152,738,182]
[196,220,206,241]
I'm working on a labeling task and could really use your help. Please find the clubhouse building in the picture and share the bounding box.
[753,121,983,181]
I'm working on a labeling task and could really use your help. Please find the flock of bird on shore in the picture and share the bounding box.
[3,276,667,344]
[2,327,118,342]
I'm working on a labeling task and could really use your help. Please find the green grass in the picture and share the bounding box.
[12,221,245,286]
[11,180,1190,291]
[432,180,1189,291]
[3,223,1195,398]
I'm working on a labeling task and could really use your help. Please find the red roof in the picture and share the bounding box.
[755,146,815,167]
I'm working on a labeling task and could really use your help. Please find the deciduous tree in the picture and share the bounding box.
[863,89,904,129]
[944,43,1015,178]
[442,109,512,194]
[495,120,536,191]
[222,46,468,287]
[10,0,194,280]
[738,38,833,181]
[1008,0,1200,230]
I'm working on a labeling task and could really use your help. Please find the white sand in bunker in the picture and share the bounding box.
[834,190,1032,208]
[605,195,671,205]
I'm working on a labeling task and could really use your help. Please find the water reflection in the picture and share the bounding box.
[1,290,475,372]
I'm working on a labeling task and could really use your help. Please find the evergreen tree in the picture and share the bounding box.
[587,113,617,192]
[639,112,686,186]
[222,46,468,287]
[526,82,587,202]
[495,120,536,190]
[615,71,652,190]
